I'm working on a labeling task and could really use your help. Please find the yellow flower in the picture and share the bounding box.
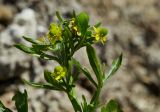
[69,18,81,36]
[47,23,62,44]
[52,66,66,80]
[93,27,108,44]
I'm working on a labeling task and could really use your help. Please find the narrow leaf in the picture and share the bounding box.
[32,45,50,51]
[44,70,53,84]
[72,10,76,18]
[82,68,98,88]
[94,22,101,28]
[81,95,90,112]
[40,53,60,63]
[23,80,64,91]
[69,95,82,111]
[56,11,63,22]
[12,90,28,112]
[14,44,35,54]
[86,45,103,85]
[23,36,39,44]
[103,100,123,112]
[15,44,60,63]
[105,53,122,81]
[77,12,89,35]
[72,59,98,88]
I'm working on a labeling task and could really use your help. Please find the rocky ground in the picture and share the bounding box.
[0,0,160,112]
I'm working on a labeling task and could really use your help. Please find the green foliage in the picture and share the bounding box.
[0,90,28,112]
[72,58,98,88]
[86,45,103,86]
[0,101,12,112]
[23,36,39,44]
[14,44,35,54]
[77,12,89,36]
[105,53,122,81]
[1,11,123,112]
[101,100,123,112]
[23,80,64,91]
[12,90,28,112]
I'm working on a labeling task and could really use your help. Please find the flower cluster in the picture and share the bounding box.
[69,18,81,36]
[39,14,108,47]
[52,66,66,80]
[47,23,62,44]
[92,27,108,44]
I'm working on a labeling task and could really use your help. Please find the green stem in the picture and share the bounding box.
[90,85,103,111]
[71,31,87,57]
[66,89,82,112]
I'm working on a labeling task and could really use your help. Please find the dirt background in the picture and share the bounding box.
[0,0,160,112]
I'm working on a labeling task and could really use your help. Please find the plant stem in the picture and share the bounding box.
[90,85,103,111]
[66,89,82,112]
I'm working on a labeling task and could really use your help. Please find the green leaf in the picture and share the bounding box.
[56,11,63,23]
[15,44,60,62]
[23,80,64,91]
[0,101,12,112]
[94,22,101,28]
[12,90,28,112]
[44,70,65,89]
[82,68,98,88]
[14,44,35,54]
[99,28,108,37]
[68,94,82,111]
[77,12,89,36]
[101,100,123,112]
[105,53,122,81]
[39,53,60,63]
[81,95,94,112]
[82,95,88,112]
[86,30,92,37]
[90,90,100,107]
[23,36,39,44]
[72,59,98,88]
[44,70,53,84]
[101,107,106,112]
[86,45,103,85]
[72,10,76,18]
[63,27,73,51]
[32,44,50,51]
